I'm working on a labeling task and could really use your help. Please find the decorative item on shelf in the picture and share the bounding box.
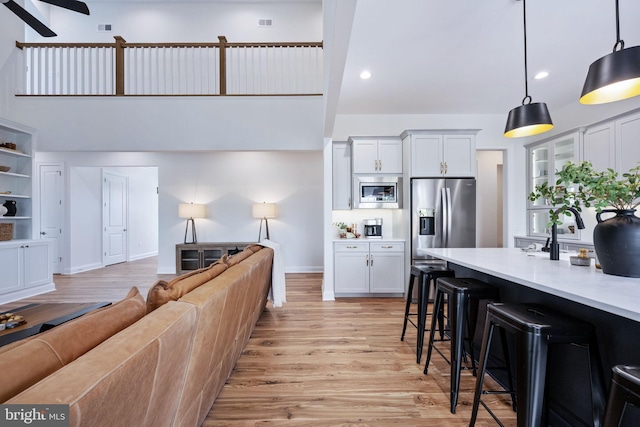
[0,142,16,151]
[0,205,6,216]
[0,223,14,241]
[252,202,277,242]
[178,202,206,244]
[529,161,640,277]
[2,200,16,217]
[0,166,9,172]
[504,0,553,138]
[580,0,640,104]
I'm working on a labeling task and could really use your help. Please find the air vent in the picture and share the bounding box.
[97,24,112,32]
[257,19,273,28]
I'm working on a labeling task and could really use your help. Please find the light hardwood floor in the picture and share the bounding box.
[1,258,516,426]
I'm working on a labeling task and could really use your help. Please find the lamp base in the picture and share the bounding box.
[257,218,270,242]
[184,218,198,244]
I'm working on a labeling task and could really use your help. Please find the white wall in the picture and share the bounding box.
[35,2,322,43]
[36,150,323,274]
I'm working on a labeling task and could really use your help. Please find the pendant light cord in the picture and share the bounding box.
[521,0,531,105]
[614,0,624,51]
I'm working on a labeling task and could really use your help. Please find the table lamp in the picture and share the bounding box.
[178,202,206,244]
[252,202,277,241]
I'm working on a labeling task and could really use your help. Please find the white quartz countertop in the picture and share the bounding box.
[420,248,640,322]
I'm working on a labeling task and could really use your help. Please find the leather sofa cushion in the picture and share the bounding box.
[8,301,197,427]
[146,261,228,313]
[224,244,263,266]
[0,287,145,403]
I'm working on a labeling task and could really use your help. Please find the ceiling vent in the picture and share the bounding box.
[257,19,273,28]
[97,24,112,32]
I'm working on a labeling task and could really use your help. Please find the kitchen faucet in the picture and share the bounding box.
[550,207,585,260]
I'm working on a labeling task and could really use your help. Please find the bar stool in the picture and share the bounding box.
[603,365,640,427]
[401,264,454,363]
[469,303,607,427]
[423,277,500,414]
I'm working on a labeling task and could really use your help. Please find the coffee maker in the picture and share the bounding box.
[363,218,383,238]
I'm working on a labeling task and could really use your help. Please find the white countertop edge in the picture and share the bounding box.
[421,248,640,322]
[333,238,405,243]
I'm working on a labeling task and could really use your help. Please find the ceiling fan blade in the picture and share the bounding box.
[3,0,56,37]
[38,0,89,15]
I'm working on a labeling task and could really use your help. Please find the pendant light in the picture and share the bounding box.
[504,0,553,138]
[580,0,640,104]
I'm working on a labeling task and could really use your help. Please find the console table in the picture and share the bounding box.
[175,242,253,274]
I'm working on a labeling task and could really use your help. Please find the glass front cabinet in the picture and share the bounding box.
[526,132,581,239]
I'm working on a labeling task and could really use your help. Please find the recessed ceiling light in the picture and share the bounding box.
[534,71,549,80]
[360,70,372,80]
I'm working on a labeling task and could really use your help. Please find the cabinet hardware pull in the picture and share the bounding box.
[444,162,448,174]
[382,245,393,248]
[366,254,369,266]
[370,254,373,265]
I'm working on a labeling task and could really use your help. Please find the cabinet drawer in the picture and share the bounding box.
[334,241,368,252]
[370,242,404,252]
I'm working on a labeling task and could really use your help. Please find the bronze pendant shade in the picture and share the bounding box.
[504,101,554,138]
[504,0,553,138]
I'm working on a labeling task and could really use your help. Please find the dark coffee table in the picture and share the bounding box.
[0,302,111,347]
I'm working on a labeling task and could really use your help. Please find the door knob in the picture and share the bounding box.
[40,231,46,235]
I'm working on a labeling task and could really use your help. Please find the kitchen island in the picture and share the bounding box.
[421,248,640,427]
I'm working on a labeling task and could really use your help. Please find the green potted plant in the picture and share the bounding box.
[529,161,640,277]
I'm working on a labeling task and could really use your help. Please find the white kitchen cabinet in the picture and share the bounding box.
[0,118,35,241]
[616,112,640,174]
[402,131,477,177]
[0,240,54,304]
[581,111,640,175]
[583,123,615,172]
[350,138,402,174]
[332,142,352,210]
[334,240,404,295]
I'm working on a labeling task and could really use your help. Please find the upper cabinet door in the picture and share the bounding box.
[583,123,615,172]
[410,135,443,177]
[352,139,379,174]
[616,112,640,174]
[351,138,402,174]
[332,142,352,210]
[408,132,476,177]
[443,134,475,177]
[377,139,402,174]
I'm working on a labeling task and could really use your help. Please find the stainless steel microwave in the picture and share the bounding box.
[353,176,402,209]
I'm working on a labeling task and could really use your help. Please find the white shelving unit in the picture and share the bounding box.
[0,119,35,240]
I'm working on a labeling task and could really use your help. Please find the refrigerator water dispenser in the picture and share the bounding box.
[419,208,435,235]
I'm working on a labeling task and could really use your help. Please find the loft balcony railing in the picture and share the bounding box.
[15,36,323,96]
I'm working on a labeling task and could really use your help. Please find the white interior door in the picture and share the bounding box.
[39,163,63,274]
[103,171,128,266]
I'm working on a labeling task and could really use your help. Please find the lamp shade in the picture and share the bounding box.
[252,202,277,219]
[580,46,640,105]
[504,102,554,138]
[178,203,206,219]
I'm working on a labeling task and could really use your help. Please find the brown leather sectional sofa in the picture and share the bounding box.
[1,244,274,427]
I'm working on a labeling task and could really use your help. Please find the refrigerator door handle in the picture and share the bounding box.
[440,187,448,247]
[446,187,453,247]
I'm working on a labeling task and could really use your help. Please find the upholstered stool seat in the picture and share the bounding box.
[603,365,640,427]
[401,264,454,363]
[423,277,500,414]
[469,303,607,427]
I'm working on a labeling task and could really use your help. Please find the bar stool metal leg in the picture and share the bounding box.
[400,273,416,342]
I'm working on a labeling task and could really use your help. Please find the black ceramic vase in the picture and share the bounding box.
[2,200,16,216]
[593,209,640,278]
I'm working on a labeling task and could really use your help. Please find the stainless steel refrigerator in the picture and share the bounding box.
[411,178,476,264]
